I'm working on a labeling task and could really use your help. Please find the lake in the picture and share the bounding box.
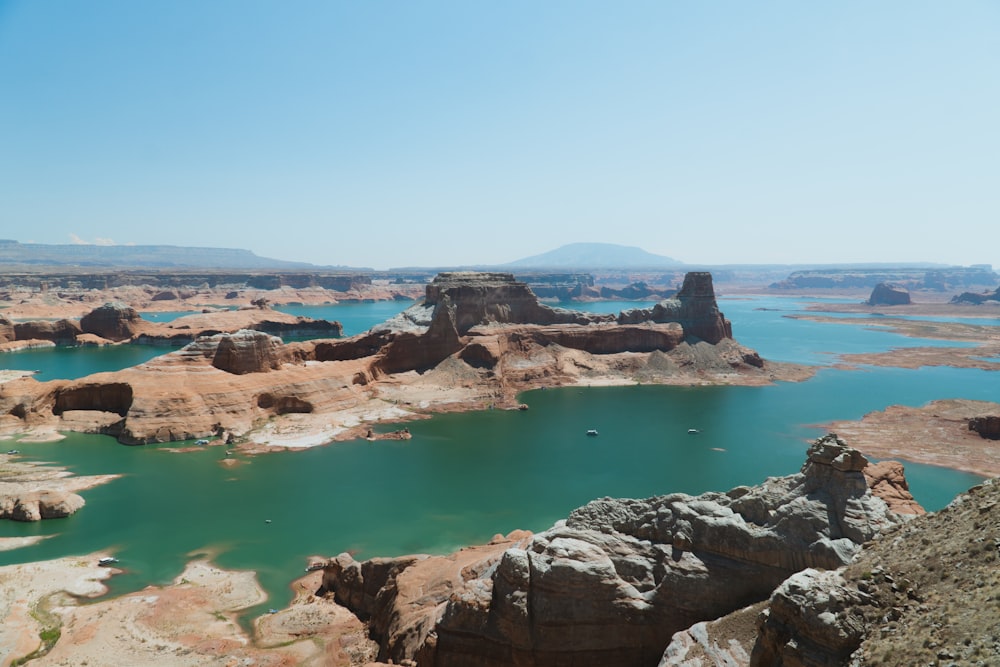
[0,296,993,615]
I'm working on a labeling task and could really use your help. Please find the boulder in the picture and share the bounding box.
[79,301,143,341]
[867,282,911,306]
[0,490,86,521]
[324,435,900,667]
[209,330,285,375]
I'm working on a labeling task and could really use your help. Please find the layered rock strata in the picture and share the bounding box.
[0,271,777,444]
[320,435,902,666]
[79,301,143,341]
[2,303,342,349]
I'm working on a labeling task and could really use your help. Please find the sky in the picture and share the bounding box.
[1,1,998,270]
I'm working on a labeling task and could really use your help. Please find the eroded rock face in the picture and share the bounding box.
[867,282,911,306]
[969,415,1000,440]
[323,435,900,667]
[0,315,14,344]
[863,460,924,515]
[79,301,144,341]
[618,272,732,343]
[0,491,86,521]
[209,330,285,375]
[421,272,611,334]
[751,478,1000,666]
[13,318,81,344]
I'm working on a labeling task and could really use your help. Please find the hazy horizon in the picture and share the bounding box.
[2,2,998,270]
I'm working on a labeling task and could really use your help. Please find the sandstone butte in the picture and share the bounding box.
[0,271,811,448]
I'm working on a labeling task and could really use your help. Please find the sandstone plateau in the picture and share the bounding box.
[0,271,799,446]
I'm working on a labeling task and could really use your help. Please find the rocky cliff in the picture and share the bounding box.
[319,435,904,667]
[79,301,144,341]
[750,477,1000,666]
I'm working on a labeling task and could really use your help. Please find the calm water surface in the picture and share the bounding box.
[0,296,993,614]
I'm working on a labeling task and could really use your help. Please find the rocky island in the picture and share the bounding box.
[0,271,805,447]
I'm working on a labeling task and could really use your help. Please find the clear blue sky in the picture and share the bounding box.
[1,1,997,269]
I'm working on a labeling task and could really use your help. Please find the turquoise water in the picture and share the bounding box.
[275,301,412,336]
[0,297,994,614]
[0,344,168,381]
[138,310,202,322]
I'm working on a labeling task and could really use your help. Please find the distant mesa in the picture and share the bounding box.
[866,282,910,306]
[504,242,682,269]
[772,266,998,291]
[0,239,336,270]
[951,285,1000,305]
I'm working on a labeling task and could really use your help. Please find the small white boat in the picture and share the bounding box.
[586,429,599,437]
[195,439,209,445]
[98,557,119,566]
[6,449,20,455]
[687,429,700,435]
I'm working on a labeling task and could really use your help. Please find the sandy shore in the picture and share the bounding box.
[822,399,1000,478]
[0,555,378,666]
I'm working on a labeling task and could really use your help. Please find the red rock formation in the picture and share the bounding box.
[209,330,285,375]
[863,460,925,515]
[617,272,732,343]
[79,302,144,341]
[13,319,81,344]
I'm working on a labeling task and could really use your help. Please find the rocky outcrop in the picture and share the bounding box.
[211,330,286,375]
[12,318,81,344]
[969,415,1000,440]
[866,282,911,306]
[751,477,1000,666]
[321,435,900,667]
[420,272,612,334]
[862,460,924,515]
[0,315,14,344]
[79,301,144,341]
[0,490,85,521]
[951,286,1000,305]
[617,272,732,343]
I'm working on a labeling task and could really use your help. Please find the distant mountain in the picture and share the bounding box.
[0,239,326,270]
[504,243,682,269]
